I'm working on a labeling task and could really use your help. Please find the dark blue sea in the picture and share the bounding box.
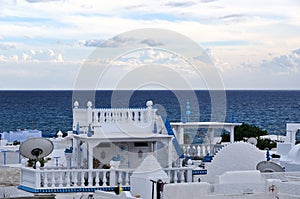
[0,90,299,138]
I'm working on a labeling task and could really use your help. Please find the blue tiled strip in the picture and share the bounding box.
[192,170,207,175]
[18,185,130,193]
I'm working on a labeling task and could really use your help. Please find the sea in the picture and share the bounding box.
[0,90,300,139]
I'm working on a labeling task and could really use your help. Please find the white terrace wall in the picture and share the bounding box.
[72,101,165,134]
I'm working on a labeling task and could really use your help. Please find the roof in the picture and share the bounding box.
[170,122,242,128]
[74,132,172,142]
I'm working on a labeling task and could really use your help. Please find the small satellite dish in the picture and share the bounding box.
[247,137,258,146]
[256,161,284,173]
[19,138,54,160]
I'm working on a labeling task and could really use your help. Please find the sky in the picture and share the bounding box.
[0,0,299,90]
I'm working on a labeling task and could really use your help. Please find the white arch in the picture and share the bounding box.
[286,123,300,145]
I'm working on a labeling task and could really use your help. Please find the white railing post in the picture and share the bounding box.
[35,168,41,188]
[51,172,55,188]
[59,172,63,187]
[43,172,48,188]
[173,170,178,183]
[72,169,77,187]
[66,171,71,187]
[88,171,92,186]
[80,171,85,187]
[95,171,99,186]
[186,168,193,183]
[180,170,185,183]
[102,171,107,186]
[118,171,123,185]
[110,169,116,187]
[125,172,129,186]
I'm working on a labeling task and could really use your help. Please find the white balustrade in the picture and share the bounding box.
[182,144,225,157]
[164,167,194,183]
[20,167,134,189]
[92,108,150,125]
[20,166,193,191]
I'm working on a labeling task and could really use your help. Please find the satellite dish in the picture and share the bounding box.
[247,137,258,146]
[19,138,54,160]
[256,161,284,173]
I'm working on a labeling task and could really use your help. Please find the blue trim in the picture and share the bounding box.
[164,118,184,158]
[18,185,130,193]
[192,170,207,175]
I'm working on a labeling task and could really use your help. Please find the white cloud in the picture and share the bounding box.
[0,0,299,89]
[0,43,16,50]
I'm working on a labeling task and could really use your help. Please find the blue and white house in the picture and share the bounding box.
[18,100,241,196]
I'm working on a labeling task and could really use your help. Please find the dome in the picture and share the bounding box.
[201,142,265,183]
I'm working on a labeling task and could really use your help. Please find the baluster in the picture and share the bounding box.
[59,172,63,187]
[51,172,55,187]
[182,146,186,156]
[125,172,129,186]
[102,171,107,186]
[197,146,201,157]
[187,146,190,156]
[72,169,78,187]
[180,170,185,183]
[81,171,85,187]
[66,171,71,187]
[192,146,196,156]
[202,145,206,157]
[173,170,178,183]
[95,171,99,186]
[88,171,92,186]
[167,170,171,181]
[44,172,48,188]
[118,171,123,185]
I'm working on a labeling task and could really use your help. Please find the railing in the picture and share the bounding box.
[19,166,195,190]
[164,167,194,183]
[92,108,150,124]
[182,144,224,157]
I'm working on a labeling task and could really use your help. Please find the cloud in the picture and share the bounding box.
[260,49,300,72]
[0,43,16,50]
[80,36,164,48]
[25,0,61,3]
[140,39,163,47]
[165,1,196,7]
[0,49,63,62]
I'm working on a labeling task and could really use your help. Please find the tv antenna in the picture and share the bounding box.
[256,161,284,173]
[19,138,54,167]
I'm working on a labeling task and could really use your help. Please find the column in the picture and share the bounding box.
[208,128,214,155]
[179,126,184,145]
[87,142,94,170]
[168,139,172,168]
[230,126,234,143]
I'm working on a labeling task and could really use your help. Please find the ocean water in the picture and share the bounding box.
[0,90,299,137]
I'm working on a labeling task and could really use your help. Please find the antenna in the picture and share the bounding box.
[256,161,284,173]
[19,138,54,160]
[247,137,258,146]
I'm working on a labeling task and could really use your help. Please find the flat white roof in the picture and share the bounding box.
[170,122,242,128]
[74,132,172,142]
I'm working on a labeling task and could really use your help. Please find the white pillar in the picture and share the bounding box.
[76,138,81,169]
[168,139,172,168]
[230,126,234,143]
[179,126,184,145]
[87,101,93,129]
[208,128,214,155]
[87,142,94,170]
